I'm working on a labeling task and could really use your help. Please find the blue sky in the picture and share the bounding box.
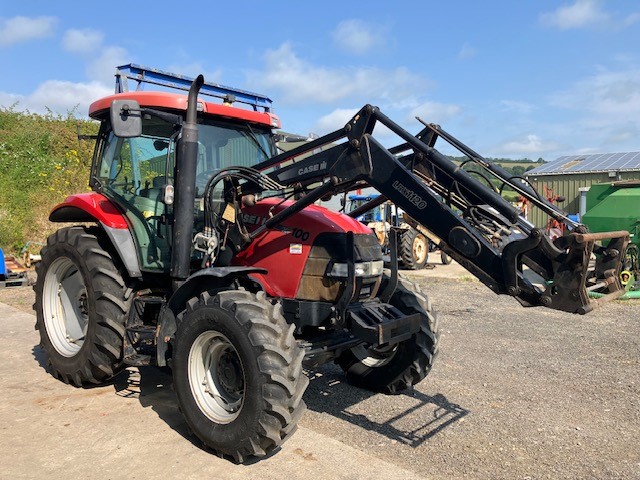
[1,0,640,161]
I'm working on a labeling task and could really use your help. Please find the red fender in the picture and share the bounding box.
[49,193,142,278]
[49,193,128,229]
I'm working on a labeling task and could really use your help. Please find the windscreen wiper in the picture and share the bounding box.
[243,122,271,161]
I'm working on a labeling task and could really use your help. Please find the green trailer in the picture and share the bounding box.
[582,181,640,284]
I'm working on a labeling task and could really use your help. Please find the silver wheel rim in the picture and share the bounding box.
[352,344,398,368]
[188,330,244,424]
[42,257,89,357]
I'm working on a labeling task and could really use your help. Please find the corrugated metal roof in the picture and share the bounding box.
[526,152,640,175]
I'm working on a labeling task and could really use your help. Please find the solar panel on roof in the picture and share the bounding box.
[526,151,640,175]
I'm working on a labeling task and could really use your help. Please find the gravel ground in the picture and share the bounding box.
[302,274,640,479]
[2,269,639,479]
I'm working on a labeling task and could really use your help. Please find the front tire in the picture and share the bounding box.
[34,227,129,386]
[172,290,308,462]
[336,275,439,393]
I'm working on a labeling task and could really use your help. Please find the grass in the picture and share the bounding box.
[0,107,97,251]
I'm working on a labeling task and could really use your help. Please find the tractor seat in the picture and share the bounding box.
[139,177,165,201]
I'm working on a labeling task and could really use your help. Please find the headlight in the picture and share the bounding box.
[328,260,383,278]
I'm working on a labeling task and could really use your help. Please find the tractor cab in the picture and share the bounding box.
[86,65,280,272]
[346,193,383,223]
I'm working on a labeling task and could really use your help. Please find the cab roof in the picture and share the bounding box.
[89,91,281,129]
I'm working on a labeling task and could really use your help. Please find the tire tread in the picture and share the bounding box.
[34,227,129,386]
[336,274,440,393]
[175,290,307,461]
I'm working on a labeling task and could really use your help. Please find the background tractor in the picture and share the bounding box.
[345,193,450,269]
[34,64,629,462]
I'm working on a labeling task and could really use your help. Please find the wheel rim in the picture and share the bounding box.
[42,257,89,357]
[188,330,245,424]
[412,235,428,264]
[352,344,398,368]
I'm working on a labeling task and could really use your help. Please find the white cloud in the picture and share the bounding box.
[409,101,462,124]
[0,91,22,109]
[500,100,536,114]
[1,30,118,115]
[546,66,640,153]
[477,57,636,155]
[603,124,640,144]
[550,68,640,118]
[540,0,608,29]
[32,80,112,113]
[567,146,602,155]
[86,46,130,84]
[62,28,104,54]
[312,107,397,140]
[623,12,640,28]
[0,24,131,116]
[248,43,428,107]
[59,27,130,87]
[166,62,223,84]
[0,15,57,47]
[496,134,562,155]
[332,19,381,55]
[458,42,477,60]
[0,80,111,115]
[540,0,639,30]
[313,108,359,134]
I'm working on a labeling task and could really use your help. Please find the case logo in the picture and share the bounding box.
[298,160,327,176]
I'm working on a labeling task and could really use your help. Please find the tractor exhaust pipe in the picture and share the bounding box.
[171,74,204,292]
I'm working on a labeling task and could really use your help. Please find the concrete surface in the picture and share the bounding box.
[2,266,639,479]
[0,303,423,480]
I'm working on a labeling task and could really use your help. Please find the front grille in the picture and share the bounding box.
[296,232,382,302]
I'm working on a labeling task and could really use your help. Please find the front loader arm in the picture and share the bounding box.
[360,134,628,313]
[244,105,628,314]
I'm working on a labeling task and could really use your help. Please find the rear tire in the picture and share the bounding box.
[172,290,308,462]
[336,274,439,393]
[441,251,452,265]
[400,228,429,270]
[34,227,129,386]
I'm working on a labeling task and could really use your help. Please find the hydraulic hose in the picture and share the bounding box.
[588,290,640,300]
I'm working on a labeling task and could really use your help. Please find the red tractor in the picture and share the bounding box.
[34,65,629,462]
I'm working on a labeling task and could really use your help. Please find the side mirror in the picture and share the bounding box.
[111,99,142,138]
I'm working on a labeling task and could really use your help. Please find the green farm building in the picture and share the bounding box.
[524,152,640,228]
